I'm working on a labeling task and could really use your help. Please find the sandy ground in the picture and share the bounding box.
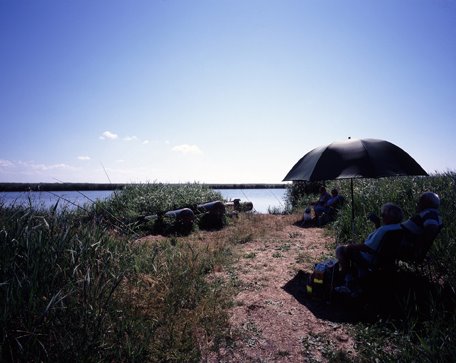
[205,214,357,363]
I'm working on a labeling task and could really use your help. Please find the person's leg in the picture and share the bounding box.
[313,205,325,220]
[346,248,371,271]
[336,246,371,295]
[335,245,357,294]
[335,245,348,271]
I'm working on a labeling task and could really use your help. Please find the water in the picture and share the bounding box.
[0,190,115,211]
[216,189,288,213]
[0,188,288,214]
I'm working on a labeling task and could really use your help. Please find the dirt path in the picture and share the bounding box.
[209,214,356,362]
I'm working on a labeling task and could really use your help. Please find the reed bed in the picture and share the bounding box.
[0,183,232,362]
[89,182,223,234]
[1,206,138,361]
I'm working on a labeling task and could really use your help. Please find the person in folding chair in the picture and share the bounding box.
[400,192,443,264]
[335,203,404,296]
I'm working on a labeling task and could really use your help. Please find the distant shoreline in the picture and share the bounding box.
[0,182,289,192]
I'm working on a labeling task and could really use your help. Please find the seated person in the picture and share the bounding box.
[335,203,403,293]
[317,188,344,225]
[400,192,443,261]
[327,188,343,207]
[312,186,331,221]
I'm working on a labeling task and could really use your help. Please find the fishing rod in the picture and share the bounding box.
[50,178,139,237]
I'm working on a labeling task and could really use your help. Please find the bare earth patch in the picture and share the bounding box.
[207,214,356,362]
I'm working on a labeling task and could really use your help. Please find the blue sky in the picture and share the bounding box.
[1,0,455,184]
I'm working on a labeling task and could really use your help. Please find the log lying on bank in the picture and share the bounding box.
[142,199,254,235]
[145,207,196,235]
[196,201,226,230]
[164,207,195,222]
[196,201,226,215]
[224,199,254,213]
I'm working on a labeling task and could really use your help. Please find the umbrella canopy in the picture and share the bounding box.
[283,138,427,182]
[283,138,428,229]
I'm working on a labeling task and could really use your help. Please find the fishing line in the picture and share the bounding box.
[100,162,112,184]
[52,178,101,207]
[268,189,285,208]
[51,178,139,237]
[45,189,91,213]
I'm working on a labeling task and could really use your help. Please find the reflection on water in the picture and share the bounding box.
[0,188,288,214]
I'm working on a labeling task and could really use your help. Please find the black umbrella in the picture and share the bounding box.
[283,138,428,223]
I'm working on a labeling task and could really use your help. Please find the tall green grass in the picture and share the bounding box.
[0,184,233,362]
[95,182,222,218]
[89,182,223,234]
[0,206,149,361]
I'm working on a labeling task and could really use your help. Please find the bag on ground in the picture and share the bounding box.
[306,258,339,300]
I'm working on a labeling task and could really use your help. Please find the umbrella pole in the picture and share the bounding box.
[351,178,355,233]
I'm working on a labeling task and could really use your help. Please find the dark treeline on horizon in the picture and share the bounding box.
[0,182,288,192]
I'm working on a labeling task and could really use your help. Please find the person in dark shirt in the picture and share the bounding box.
[317,188,344,225]
[312,186,331,221]
[400,192,443,261]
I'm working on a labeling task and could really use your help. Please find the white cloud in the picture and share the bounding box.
[0,159,14,168]
[172,144,203,155]
[100,133,149,143]
[77,156,91,161]
[124,136,138,141]
[99,131,119,140]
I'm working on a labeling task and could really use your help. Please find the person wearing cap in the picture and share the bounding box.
[400,192,443,261]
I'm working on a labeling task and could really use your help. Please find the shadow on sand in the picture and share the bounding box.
[282,270,365,323]
[282,269,451,324]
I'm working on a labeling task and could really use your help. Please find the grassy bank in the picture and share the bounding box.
[289,172,456,362]
[0,183,240,362]
[2,176,456,361]
[88,182,225,235]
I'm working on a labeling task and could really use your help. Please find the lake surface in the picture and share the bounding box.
[0,188,288,214]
